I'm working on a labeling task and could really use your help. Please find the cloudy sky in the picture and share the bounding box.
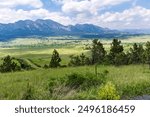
[0,0,149,29]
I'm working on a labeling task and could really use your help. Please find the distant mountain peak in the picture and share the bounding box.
[0,19,136,41]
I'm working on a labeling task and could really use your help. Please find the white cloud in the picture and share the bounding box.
[0,0,43,8]
[54,0,145,28]
[0,0,73,25]
[92,6,150,29]
[62,0,90,14]
[0,0,149,29]
[0,8,73,25]
[0,5,150,29]
[59,0,131,15]
[43,12,73,25]
[57,5,150,29]
[0,8,47,23]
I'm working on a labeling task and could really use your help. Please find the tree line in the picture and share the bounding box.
[0,39,150,73]
[49,39,150,68]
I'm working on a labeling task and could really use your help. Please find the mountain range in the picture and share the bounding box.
[0,19,149,41]
[121,29,150,34]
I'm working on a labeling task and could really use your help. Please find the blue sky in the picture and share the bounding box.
[0,0,149,29]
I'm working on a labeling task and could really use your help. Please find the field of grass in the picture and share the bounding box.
[0,65,150,100]
[0,35,150,100]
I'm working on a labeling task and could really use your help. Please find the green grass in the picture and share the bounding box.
[0,36,150,100]
[0,65,150,100]
[0,45,89,67]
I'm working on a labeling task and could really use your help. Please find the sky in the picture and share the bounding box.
[0,0,149,29]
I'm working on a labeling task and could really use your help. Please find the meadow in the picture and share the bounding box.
[0,35,150,100]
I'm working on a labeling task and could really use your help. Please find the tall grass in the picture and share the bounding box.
[0,36,150,99]
[0,65,150,99]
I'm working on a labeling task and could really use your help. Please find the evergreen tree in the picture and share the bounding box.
[114,52,128,66]
[69,53,90,66]
[110,39,123,55]
[69,55,81,66]
[109,39,124,64]
[128,43,144,64]
[85,57,92,65]
[80,53,86,65]
[145,41,150,68]
[0,55,20,72]
[91,39,106,64]
[49,49,61,68]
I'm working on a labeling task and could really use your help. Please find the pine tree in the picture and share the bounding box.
[109,39,124,64]
[110,39,123,54]
[114,52,128,66]
[91,39,106,64]
[0,55,20,72]
[145,41,150,69]
[68,53,89,66]
[69,55,81,66]
[128,43,144,64]
[80,53,86,65]
[49,49,61,68]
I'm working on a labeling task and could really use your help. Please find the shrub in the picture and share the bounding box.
[66,73,86,89]
[66,72,108,90]
[46,71,109,99]
[98,82,120,100]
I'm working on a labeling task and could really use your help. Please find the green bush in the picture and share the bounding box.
[66,72,108,90]
[66,73,87,89]
[46,71,109,99]
[98,82,120,100]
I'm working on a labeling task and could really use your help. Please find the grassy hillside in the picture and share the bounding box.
[0,65,150,100]
[0,35,150,100]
